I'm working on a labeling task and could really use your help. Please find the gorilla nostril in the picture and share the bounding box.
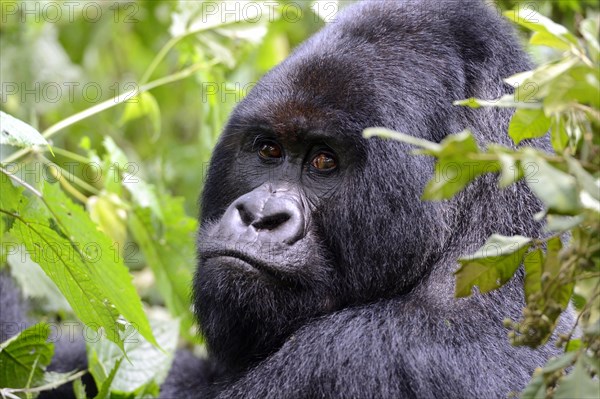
[236,204,255,226]
[252,213,291,231]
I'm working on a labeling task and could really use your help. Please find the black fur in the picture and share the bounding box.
[165,1,573,398]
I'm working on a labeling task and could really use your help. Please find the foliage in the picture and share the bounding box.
[366,6,599,398]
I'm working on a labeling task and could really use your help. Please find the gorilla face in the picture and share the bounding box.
[194,52,444,371]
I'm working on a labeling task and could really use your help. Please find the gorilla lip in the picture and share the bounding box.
[203,249,278,277]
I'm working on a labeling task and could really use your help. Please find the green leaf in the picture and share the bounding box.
[420,132,500,200]
[508,109,551,145]
[504,9,578,48]
[554,357,600,399]
[523,249,543,305]
[128,196,196,334]
[0,174,25,211]
[39,182,157,348]
[88,318,179,395]
[119,92,162,140]
[0,323,53,389]
[545,214,585,233]
[580,16,600,62]
[543,65,600,113]
[524,153,581,215]
[455,235,531,297]
[498,157,522,188]
[565,338,582,352]
[73,377,87,399]
[565,156,600,201]
[11,218,125,350]
[0,111,50,150]
[505,57,580,99]
[550,116,569,153]
[93,357,123,399]
[3,179,157,350]
[8,246,72,313]
[542,237,573,311]
[487,146,524,188]
[87,192,128,245]
[542,352,577,374]
[529,31,572,51]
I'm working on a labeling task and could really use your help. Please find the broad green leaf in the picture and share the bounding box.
[565,156,600,201]
[529,31,572,51]
[505,57,580,99]
[0,174,24,211]
[8,246,72,313]
[545,214,585,233]
[3,178,156,350]
[11,219,125,350]
[543,65,600,113]
[127,194,196,335]
[554,357,600,399]
[508,109,551,145]
[0,323,53,389]
[0,111,50,150]
[455,235,531,297]
[418,131,500,200]
[40,182,157,348]
[524,153,581,215]
[504,9,578,47]
[4,173,122,345]
[88,318,179,394]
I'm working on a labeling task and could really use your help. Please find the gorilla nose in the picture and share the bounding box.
[227,188,305,245]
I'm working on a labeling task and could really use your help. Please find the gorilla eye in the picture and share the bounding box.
[258,142,283,160]
[310,152,337,172]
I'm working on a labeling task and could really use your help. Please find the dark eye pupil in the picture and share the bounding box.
[312,153,336,171]
[259,143,282,159]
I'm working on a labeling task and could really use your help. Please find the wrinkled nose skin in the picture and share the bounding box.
[219,185,305,245]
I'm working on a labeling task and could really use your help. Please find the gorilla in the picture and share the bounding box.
[0,0,573,398]
[160,0,573,397]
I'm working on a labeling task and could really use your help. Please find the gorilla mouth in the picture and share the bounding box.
[203,249,281,278]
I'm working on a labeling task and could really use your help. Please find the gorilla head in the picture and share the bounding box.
[194,43,445,371]
[190,0,570,396]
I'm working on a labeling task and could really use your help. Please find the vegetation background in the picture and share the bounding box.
[0,1,598,398]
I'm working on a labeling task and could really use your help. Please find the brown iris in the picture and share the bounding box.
[258,143,283,160]
[311,152,337,171]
